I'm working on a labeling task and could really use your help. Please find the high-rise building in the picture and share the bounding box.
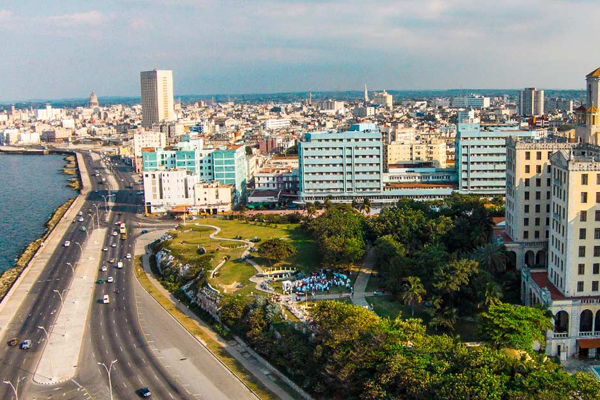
[520,87,545,117]
[455,122,538,195]
[451,95,490,109]
[372,90,393,109]
[140,69,175,128]
[575,67,600,145]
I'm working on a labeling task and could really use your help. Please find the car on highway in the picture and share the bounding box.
[111,243,117,248]
[78,217,84,222]
[112,231,118,236]
[102,247,108,252]
[126,253,132,259]
[64,241,71,247]
[141,230,148,234]
[20,340,32,350]
[96,279,104,284]
[107,276,114,283]
[117,261,123,269]
[7,338,18,347]
[109,258,116,263]
[137,387,152,398]
[78,211,83,216]
[80,226,87,232]
[101,266,107,272]
[103,295,110,304]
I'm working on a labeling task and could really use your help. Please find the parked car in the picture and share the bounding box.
[141,230,148,234]
[78,217,84,222]
[96,279,104,284]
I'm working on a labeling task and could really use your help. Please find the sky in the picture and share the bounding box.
[1,0,600,101]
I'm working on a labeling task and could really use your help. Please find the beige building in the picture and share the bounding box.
[372,90,393,109]
[192,182,233,214]
[520,87,545,117]
[140,69,175,128]
[384,139,447,170]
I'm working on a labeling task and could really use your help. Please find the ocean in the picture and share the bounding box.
[0,154,74,272]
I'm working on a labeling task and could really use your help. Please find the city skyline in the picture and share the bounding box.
[2,0,600,101]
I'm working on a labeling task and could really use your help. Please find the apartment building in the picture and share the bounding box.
[264,119,291,130]
[298,129,383,203]
[133,131,167,172]
[451,95,490,109]
[211,145,247,202]
[140,69,175,128]
[385,139,447,170]
[372,90,393,109]
[456,123,538,195]
[520,87,545,117]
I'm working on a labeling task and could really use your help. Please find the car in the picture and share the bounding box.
[80,226,87,232]
[7,338,18,347]
[111,243,117,248]
[20,340,32,350]
[103,295,110,304]
[64,241,71,247]
[78,217,84,222]
[101,266,107,272]
[109,258,116,264]
[107,276,114,283]
[102,247,108,252]
[138,387,152,398]
[96,279,104,284]
[141,230,148,234]
[117,212,122,215]
[112,231,118,236]
[117,262,123,269]
[78,211,83,216]
[115,221,122,226]
[126,253,131,259]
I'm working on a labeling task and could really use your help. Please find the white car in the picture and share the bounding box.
[107,276,114,283]
[64,241,71,247]
[111,243,117,248]
[117,262,123,269]
[126,253,131,260]
[102,247,108,252]
[78,211,83,216]
[103,295,110,304]
[112,231,118,236]
[101,266,107,272]
[78,217,84,222]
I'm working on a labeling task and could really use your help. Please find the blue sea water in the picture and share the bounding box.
[0,154,74,272]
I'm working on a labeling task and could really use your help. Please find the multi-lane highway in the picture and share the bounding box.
[0,151,258,400]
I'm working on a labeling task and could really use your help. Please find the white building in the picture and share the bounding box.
[264,119,291,130]
[452,95,490,109]
[520,87,545,117]
[140,69,175,128]
[133,131,167,159]
[372,90,393,109]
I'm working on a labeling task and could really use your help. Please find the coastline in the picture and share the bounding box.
[0,151,81,302]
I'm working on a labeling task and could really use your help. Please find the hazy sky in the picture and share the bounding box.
[1,0,600,101]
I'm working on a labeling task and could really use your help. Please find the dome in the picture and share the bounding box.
[88,92,99,108]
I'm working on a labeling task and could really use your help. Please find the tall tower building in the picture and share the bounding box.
[140,69,175,128]
[364,84,369,102]
[519,87,544,117]
[576,67,600,145]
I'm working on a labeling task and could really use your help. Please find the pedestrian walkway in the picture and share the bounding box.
[135,230,297,400]
[350,248,375,308]
[34,227,107,384]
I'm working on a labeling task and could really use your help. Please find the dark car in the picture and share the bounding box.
[137,387,152,397]
[7,338,18,347]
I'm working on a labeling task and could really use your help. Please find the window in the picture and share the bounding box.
[524,205,530,213]
[524,218,529,226]
[580,228,587,240]
[579,264,586,275]
[525,192,530,200]
[594,263,600,274]
[578,281,585,292]
[597,174,600,185]
[580,246,587,257]
[582,192,588,203]
[596,210,600,221]
[535,217,540,226]
[536,191,541,200]
[526,151,531,160]
[582,174,589,185]
[535,178,541,187]
[535,204,540,213]
[596,228,600,240]
[534,231,540,239]
[523,231,529,239]
[595,246,600,257]
[536,165,542,173]
[525,178,530,187]
[536,151,542,160]
[546,204,550,213]
[594,281,599,292]
[597,192,600,203]
[525,165,530,173]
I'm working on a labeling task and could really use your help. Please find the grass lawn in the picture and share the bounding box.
[211,258,257,295]
[365,271,386,293]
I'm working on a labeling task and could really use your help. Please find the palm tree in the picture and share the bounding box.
[314,200,322,210]
[472,243,507,274]
[306,202,317,219]
[362,197,372,215]
[324,197,333,210]
[401,276,426,317]
[351,198,360,211]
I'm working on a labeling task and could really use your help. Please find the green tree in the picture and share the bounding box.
[478,302,553,352]
[433,259,479,295]
[219,295,249,328]
[305,202,316,219]
[236,204,247,220]
[257,238,297,265]
[471,243,507,274]
[402,276,426,316]
[351,198,360,211]
[362,197,372,215]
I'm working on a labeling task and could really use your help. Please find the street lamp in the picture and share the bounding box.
[98,359,117,400]
[3,377,24,400]
[53,289,66,308]
[74,241,83,254]
[66,262,77,278]
[38,325,49,340]
[93,203,101,228]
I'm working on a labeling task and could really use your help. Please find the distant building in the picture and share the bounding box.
[576,67,600,145]
[372,90,393,109]
[452,95,490,109]
[264,119,291,130]
[353,107,375,118]
[320,100,345,113]
[520,87,545,117]
[140,69,175,128]
[88,92,99,108]
[545,98,573,113]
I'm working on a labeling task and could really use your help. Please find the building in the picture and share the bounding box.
[385,139,447,170]
[456,123,538,195]
[133,131,167,172]
[545,98,573,113]
[576,67,600,146]
[298,128,383,203]
[264,119,291,130]
[451,95,490,109]
[372,90,393,109]
[140,69,175,128]
[88,92,99,108]
[192,182,233,214]
[211,145,247,203]
[353,106,375,118]
[320,100,345,113]
[254,166,299,194]
[520,87,545,117]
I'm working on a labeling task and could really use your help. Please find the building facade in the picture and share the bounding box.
[520,87,545,117]
[372,90,393,109]
[211,145,247,203]
[140,69,175,128]
[451,95,490,109]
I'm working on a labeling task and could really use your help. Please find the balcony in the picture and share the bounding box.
[553,332,569,338]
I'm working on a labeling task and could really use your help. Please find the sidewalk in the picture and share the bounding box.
[135,230,296,400]
[0,152,90,334]
[350,248,375,308]
[34,227,106,384]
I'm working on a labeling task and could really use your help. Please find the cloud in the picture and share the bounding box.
[47,11,105,27]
